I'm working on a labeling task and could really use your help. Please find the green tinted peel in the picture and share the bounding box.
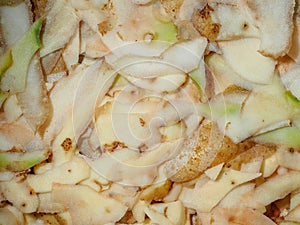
[0,18,43,93]
[0,150,50,172]
[0,50,12,79]
[255,126,300,148]
[153,21,178,43]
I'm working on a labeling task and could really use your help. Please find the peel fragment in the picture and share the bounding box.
[1,18,42,93]
[248,170,300,206]
[0,148,50,172]
[40,0,79,57]
[1,1,300,224]
[180,169,261,212]
[218,38,276,85]
[27,156,90,193]
[0,178,38,213]
[52,184,128,225]
[241,0,295,58]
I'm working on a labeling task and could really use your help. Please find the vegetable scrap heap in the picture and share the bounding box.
[1,0,300,224]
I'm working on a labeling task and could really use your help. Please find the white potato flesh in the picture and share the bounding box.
[208,0,238,5]
[90,73,200,184]
[0,172,14,181]
[58,212,73,225]
[84,152,158,186]
[291,190,300,210]
[0,3,31,47]
[198,212,212,225]
[82,29,109,58]
[4,205,25,225]
[285,205,300,222]
[106,54,182,78]
[205,53,260,92]
[96,87,164,150]
[241,0,295,58]
[0,179,38,213]
[132,200,148,223]
[218,183,259,209]
[262,153,279,177]
[146,201,186,225]
[0,208,18,225]
[101,183,140,209]
[160,122,186,142]
[37,193,65,213]
[289,16,300,63]
[17,56,50,131]
[49,117,77,166]
[180,169,261,212]
[44,64,87,143]
[72,61,117,141]
[0,118,35,151]
[40,0,79,57]
[224,77,293,143]
[212,3,260,40]
[280,63,300,100]
[240,157,263,173]
[106,38,207,79]
[218,38,276,84]
[2,0,300,224]
[132,0,153,5]
[95,104,118,149]
[162,38,207,73]
[0,3,50,131]
[62,26,80,71]
[46,71,67,90]
[79,169,109,192]
[27,156,90,193]
[166,201,186,225]
[105,41,171,64]
[70,0,107,10]
[76,8,108,33]
[97,81,191,144]
[204,163,224,180]
[164,184,183,202]
[144,206,173,225]
[125,139,184,167]
[105,98,189,150]
[101,0,175,54]
[276,147,300,171]
[211,207,276,225]
[125,73,187,93]
[52,184,128,225]
[249,170,300,206]
[3,93,22,123]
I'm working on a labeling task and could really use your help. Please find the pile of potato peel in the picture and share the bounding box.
[1,0,300,225]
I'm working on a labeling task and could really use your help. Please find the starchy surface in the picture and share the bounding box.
[1,0,300,224]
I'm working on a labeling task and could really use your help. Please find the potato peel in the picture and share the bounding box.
[211,207,277,225]
[52,183,128,225]
[180,169,261,212]
[241,0,295,58]
[248,170,300,206]
[1,0,300,224]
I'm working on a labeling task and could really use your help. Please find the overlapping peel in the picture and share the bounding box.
[2,0,300,224]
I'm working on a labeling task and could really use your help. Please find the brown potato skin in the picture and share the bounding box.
[31,0,49,18]
[160,0,183,20]
[140,180,173,202]
[168,122,257,183]
[225,143,276,171]
[192,4,221,42]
